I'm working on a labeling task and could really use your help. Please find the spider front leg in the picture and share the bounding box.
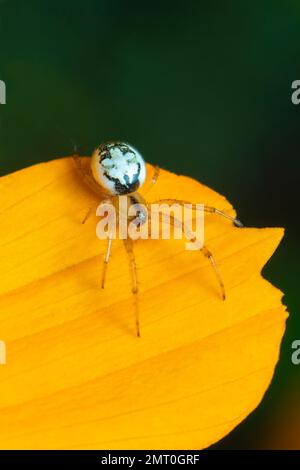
[101,227,141,337]
[73,154,109,198]
[81,206,94,224]
[155,211,226,301]
[123,237,140,338]
[101,232,113,289]
[151,198,243,227]
[142,165,160,196]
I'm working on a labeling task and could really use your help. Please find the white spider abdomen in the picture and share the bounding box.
[91,141,146,195]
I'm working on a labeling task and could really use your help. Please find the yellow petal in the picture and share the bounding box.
[0,158,287,449]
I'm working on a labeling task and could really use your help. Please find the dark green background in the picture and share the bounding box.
[0,0,299,449]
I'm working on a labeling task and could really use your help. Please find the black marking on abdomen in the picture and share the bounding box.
[103,162,141,195]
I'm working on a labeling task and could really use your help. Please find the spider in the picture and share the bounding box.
[73,141,242,337]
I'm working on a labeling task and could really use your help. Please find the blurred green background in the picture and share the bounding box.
[0,0,299,449]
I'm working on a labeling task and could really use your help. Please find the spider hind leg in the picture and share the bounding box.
[157,212,227,302]
[123,238,140,338]
[201,245,226,301]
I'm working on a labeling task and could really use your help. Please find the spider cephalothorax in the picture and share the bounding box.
[91,141,146,196]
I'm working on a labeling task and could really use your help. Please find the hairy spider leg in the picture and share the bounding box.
[123,238,140,338]
[73,155,110,224]
[153,211,226,301]
[81,206,93,224]
[101,233,113,290]
[142,165,160,196]
[150,198,243,227]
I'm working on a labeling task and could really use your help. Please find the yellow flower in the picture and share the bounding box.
[0,158,287,449]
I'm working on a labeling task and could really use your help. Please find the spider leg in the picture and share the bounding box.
[142,165,160,195]
[73,154,87,175]
[81,206,94,224]
[200,246,226,300]
[101,233,113,289]
[158,212,226,301]
[73,154,109,198]
[150,198,243,227]
[123,238,140,337]
[83,196,115,225]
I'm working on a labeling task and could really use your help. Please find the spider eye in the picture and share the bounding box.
[91,141,146,195]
